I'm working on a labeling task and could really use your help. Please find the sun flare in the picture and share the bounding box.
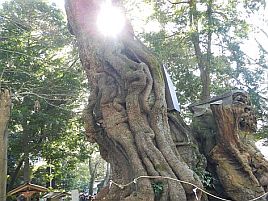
[97,0,125,37]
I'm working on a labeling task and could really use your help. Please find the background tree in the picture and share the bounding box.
[138,0,268,157]
[88,151,106,195]
[137,0,267,113]
[0,0,95,192]
[0,90,11,201]
[131,0,268,147]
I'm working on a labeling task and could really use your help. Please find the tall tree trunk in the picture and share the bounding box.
[0,89,11,201]
[65,1,204,200]
[8,154,26,191]
[88,158,100,195]
[23,137,31,183]
[22,128,31,183]
[189,0,211,101]
[23,151,30,183]
[103,162,111,187]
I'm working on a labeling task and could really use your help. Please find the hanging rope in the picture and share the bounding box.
[109,175,268,201]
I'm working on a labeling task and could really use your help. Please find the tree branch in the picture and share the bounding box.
[167,0,189,4]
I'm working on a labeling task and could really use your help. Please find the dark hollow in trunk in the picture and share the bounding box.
[210,104,268,201]
[191,92,268,201]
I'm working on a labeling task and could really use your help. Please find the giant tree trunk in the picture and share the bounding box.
[0,89,11,201]
[191,92,268,200]
[65,1,268,201]
[65,1,204,200]
[210,103,268,201]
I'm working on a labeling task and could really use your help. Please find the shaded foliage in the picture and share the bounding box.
[0,0,92,191]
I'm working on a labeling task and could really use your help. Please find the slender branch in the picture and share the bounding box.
[67,58,79,69]
[260,28,268,39]
[0,48,41,59]
[212,11,228,20]
[13,91,77,113]
[18,91,74,100]
[0,14,30,30]
[244,53,268,69]
[228,74,268,102]
[167,0,190,4]
[255,39,268,54]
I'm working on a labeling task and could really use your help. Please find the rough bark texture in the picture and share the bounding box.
[65,1,204,200]
[192,92,268,200]
[0,89,11,201]
[210,104,267,201]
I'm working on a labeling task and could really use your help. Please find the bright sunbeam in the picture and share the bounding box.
[97,0,125,37]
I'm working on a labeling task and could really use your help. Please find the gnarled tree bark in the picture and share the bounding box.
[65,1,268,200]
[65,1,204,200]
[191,92,268,200]
[210,103,268,201]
